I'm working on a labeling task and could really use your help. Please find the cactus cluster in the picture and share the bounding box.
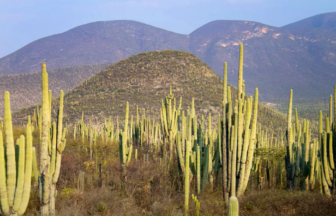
[317,85,336,197]
[119,102,133,166]
[0,92,33,216]
[37,63,66,216]
[222,44,259,205]
[284,90,319,192]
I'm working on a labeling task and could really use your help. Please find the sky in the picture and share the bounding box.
[0,0,336,58]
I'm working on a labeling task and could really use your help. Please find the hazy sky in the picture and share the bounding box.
[0,0,335,58]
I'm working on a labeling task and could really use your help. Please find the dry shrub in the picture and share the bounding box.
[20,131,336,216]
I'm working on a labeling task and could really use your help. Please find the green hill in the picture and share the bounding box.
[14,50,288,135]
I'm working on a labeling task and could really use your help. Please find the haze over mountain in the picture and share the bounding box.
[1,12,336,100]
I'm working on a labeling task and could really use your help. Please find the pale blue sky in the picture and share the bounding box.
[0,0,335,58]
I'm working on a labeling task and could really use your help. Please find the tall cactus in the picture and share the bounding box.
[185,140,190,215]
[228,106,239,216]
[221,44,259,201]
[40,62,50,215]
[119,102,133,166]
[35,63,66,216]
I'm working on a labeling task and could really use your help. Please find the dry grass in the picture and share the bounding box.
[16,129,336,216]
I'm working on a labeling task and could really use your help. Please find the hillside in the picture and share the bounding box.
[0,21,188,75]
[14,50,287,134]
[2,15,336,100]
[0,63,108,116]
[188,20,336,99]
[282,12,336,32]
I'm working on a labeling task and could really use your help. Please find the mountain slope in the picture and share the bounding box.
[0,20,189,75]
[14,50,287,134]
[282,12,336,32]
[188,20,334,99]
[0,63,108,116]
[2,14,336,100]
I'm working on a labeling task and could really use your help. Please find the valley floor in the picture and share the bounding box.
[22,132,336,216]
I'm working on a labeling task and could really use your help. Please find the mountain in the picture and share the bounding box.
[14,51,287,134]
[0,63,108,116]
[2,13,336,100]
[0,21,189,75]
[282,12,336,32]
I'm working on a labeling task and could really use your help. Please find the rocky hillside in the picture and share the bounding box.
[0,63,108,116]
[14,50,287,134]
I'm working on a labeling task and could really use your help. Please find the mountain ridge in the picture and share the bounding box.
[1,12,336,100]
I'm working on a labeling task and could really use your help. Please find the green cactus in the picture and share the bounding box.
[0,92,34,216]
[191,194,200,216]
[228,196,239,216]
[34,63,67,216]
[119,102,133,166]
[185,140,190,215]
[218,44,259,199]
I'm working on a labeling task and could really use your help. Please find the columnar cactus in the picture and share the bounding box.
[185,140,190,215]
[119,102,133,166]
[228,196,239,216]
[221,44,259,201]
[0,92,33,216]
[36,63,66,216]
[160,86,180,161]
[227,105,239,216]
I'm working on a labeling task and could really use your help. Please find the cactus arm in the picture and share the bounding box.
[177,133,185,174]
[238,44,243,99]
[197,146,201,196]
[185,140,190,214]
[52,92,64,184]
[288,90,293,164]
[237,129,251,196]
[0,130,9,214]
[237,96,252,196]
[4,91,16,207]
[32,148,39,185]
[49,90,52,124]
[201,146,209,191]
[323,133,332,186]
[309,139,317,188]
[242,88,258,192]
[13,136,25,212]
[231,109,238,197]
[334,85,336,125]
[330,95,333,128]
[126,145,133,165]
[319,111,323,150]
[236,99,243,176]
[17,125,33,215]
[50,123,56,176]
[222,64,227,173]
[329,132,334,169]
[321,162,331,197]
